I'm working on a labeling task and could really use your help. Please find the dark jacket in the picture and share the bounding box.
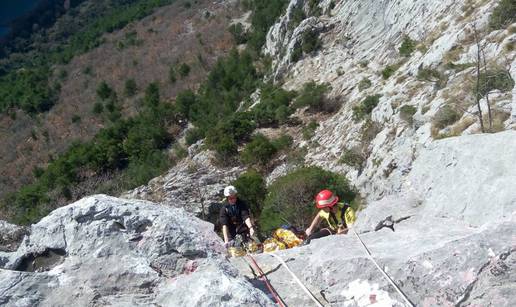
[219,199,250,238]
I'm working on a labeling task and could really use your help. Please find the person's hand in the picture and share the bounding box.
[224,241,233,248]
[249,227,255,237]
[337,226,348,234]
[305,227,312,236]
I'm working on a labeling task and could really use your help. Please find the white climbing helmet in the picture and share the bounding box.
[224,185,238,197]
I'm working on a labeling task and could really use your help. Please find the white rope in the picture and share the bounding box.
[266,252,324,307]
[352,228,415,307]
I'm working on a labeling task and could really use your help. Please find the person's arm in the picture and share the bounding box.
[219,206,230,243]
[222,225,230,243]
[305,213,322,236]
[239,201,255,236]
[244,217,255,237]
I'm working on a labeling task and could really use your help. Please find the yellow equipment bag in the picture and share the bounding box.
[263,238,286,253]
[273,228,302,248]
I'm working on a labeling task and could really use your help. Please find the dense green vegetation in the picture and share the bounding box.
[259,166,356,233]
[228,23,249,45]
[252,83,297,126]
[2,83,178,224]
[0,0,176,115]
[232,169,267,219]
[244,0,289,53]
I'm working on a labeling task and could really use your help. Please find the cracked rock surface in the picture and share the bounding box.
[0,195,273,307]
[231,132,516,306]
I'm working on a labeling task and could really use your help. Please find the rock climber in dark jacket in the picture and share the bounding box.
[219,185,256,247]
[304,189,356,244]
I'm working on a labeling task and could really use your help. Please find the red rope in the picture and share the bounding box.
[247,255,286,307]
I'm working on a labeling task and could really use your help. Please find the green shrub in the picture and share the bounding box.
[83,66,93,75]
[185,127,204,145]
[172,143,188,160]
[294,81,331,111]
[124,79,137,97]
[382,65,398,79]
[339,148,364,168]
[271,134,293,151]
[169,66,177,83]
[289,6,306,29]
[144,82,160,107]
[433,105,461,129]
[417,67,447,88]
[358,78,372,91]
[302,120,318,140]
[178,63,191,78]
[240,134,277,167]
[352,95,381,120]
[301,30,322,54]
[308,0,322,16]
[259,166,356,233]
[96,81,114,100]
[290,45,303,62]
[121,151,172,189]
[247,0,289,53]
[488,0,516,30]
[92,102,104,114]
[399,36,416,57]
[71,115,81,123]
[228,23,248,44]
[399,105,417,123]
[252,83,296,127]
[478,69,514,97]
[232,169,266,217]
[175,89,198,118]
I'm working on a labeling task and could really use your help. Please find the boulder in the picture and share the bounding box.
[0,195,273,307]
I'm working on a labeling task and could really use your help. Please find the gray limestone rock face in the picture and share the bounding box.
[231,131,516,306]
[0,195,274,307]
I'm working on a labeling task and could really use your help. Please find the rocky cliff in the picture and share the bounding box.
[1,0,515,306]
[0,195,273,306]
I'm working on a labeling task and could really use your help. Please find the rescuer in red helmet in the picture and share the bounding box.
[304,189,356,244]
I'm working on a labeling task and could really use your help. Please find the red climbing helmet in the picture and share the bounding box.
[315,189,339,208]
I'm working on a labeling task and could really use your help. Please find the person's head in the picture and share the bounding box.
[315,189,339,211]
[224,185,238,205]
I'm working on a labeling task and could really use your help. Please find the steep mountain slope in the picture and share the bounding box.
[0,0,241,201]
[263,0,515,201]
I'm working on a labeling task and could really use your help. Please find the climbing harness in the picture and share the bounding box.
[266,253,325,307]
[246,255,286,307]
[352,228,415,307]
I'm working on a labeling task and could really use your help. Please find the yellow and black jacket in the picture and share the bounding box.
[318,202,356,231]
